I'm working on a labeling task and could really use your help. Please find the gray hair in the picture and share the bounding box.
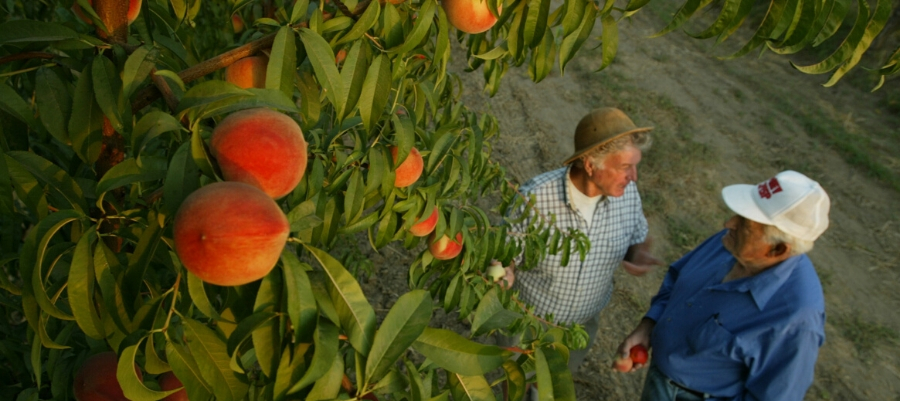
[574,131,652,170]
[764,225,814,256]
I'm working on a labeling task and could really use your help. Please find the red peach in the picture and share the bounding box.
[225,56,269,89]
[73,0,142,25]
[441,0,500,34]
[629,344,649,365]
[390,146,423,188]
[429,232,464,260]
[232,14,245,33]
[409,206,439,237]
[210,108,308,199]
[74,351,142,401]
[614,356,633,373]
[173,182,289,286]
[158,372,188,401]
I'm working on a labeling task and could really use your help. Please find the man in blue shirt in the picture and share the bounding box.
[616,170,830,401]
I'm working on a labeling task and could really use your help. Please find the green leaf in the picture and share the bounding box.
[291,318,339,392]
[535,345,575,401]
[120,338,181,401]
[502,360,526,401]
[823,0,892,86]
[166,342,216,401]
[287,199,323,232]
[649,0,703,38]
[448,373,496,401]
[791,0,868,74]
[297,63,322,130]
[0,83,41,138]
[338,41,369,119]
[7,151,87,213]
[559,3,597,75]
[596,14,618,72]
[686,0,742,39]
[163,142,201,217]
[252,270,283,378]
[0,20,79,44]
[474,43,509,60]
[412,328,510,375]
[281,252,317,344]
[31,210,82,321]
[183,318,249,401]
[122,46,159,98]
[132,111,181,155]
[359,55,392,133]
[69,64,104,164]
[190,123,218,179]
[365,290,432,384]
[267,26,298,98]
[562,0,586,37]
[388,0,435,55]
[304,244,376,356]
[305,349,344,401]
[68,227,105,340]
[470,288,522,336]
[720,0,791,59]
[524,0,551,48]
[186,269,224,320]
[813,0,852,46]
[92,56,125,132]
[96,158,167,195]
[35,68,72,144]
[298,28,345,113]
[336,0,380,45]
[177,81,252,115]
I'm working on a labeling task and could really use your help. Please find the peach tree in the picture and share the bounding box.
[0,0,895,400]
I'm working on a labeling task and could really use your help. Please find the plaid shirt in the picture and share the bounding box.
[513,166,649,324]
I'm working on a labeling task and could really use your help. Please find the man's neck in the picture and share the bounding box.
[568,166,606,197]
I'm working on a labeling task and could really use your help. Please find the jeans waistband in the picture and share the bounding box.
[668,379,710,399]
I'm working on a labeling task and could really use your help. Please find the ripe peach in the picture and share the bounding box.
[409,206,439,237]
[629,344,649,365]
[335,49,348,64]
[158,372,188,401]
[428,232,464,260]
[614,356,633,373]
[173,182,290,286]
[225,56,268,89]
[390,146,423,188]
[74,0,142,25]
[232,14,245,33]
[74,351,142,401]
[210,108,308,199]
[441,0,499,34]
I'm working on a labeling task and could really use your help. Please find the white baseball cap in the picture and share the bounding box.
[721,170,830,242]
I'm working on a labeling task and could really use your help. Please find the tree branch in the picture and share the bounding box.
[0,52,56,66]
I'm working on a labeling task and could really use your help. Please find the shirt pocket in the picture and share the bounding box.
[686,314,736,357]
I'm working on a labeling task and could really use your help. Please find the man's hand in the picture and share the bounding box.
[613,318,656,372]
[623,238,664,276]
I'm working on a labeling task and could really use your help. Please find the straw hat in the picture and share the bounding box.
[562,108,653,165]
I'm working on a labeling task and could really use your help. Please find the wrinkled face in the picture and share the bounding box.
[587,145,642,197]
[722,215,780,269]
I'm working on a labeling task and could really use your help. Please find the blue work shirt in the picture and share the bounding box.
[646,230,825,401]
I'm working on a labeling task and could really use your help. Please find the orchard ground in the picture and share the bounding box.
[356,7,900,401]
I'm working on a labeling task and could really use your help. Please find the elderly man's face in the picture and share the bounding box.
[722,215,785,270]
[588,145,642,197]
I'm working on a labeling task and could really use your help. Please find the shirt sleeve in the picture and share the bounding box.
[629,184,649,246]
[740,316,825,401]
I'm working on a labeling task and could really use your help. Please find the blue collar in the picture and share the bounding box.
[725,254,805,310]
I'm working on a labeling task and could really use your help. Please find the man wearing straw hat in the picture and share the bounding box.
[499,107,663,373]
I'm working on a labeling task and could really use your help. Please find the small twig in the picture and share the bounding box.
[332,0,357,20]
[0,52,56,66]
[149,68,180,113]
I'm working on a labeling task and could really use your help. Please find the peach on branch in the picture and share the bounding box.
[173,182,290,287]
[74,351,142,401]
[210,108,308,199]
[441,0,500,34]
[429,232,464,260]
[391,146,423,188]
[232,14,245,33]
[225,56,269,89]
[158,372,188,401]
[409,206,439,237]
[74,0,143,25]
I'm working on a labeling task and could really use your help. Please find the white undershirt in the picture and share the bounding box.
[566,170,604,229]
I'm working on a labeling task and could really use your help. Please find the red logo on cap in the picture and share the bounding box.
[757,178,783,199]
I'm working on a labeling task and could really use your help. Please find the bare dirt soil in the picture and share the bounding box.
[364,7,900,401]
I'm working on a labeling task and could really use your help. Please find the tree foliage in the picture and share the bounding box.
[0,0,894,400]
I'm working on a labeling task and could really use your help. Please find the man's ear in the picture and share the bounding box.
[582,158,594,176]
[769,242,790,258]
